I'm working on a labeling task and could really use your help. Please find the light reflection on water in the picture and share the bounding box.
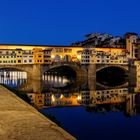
[43,75,70,88]
[0,70,27,88]
[1,71,140,140]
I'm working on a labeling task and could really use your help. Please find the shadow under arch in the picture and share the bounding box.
[96,81,129,90]
[96,66,129,88]
[96,65,128,73]
[42,63,87,79]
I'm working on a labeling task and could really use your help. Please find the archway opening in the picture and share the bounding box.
[63,55,71,62]
[43,66,77,88]
[96,66,128,87]
[53,55,61,62]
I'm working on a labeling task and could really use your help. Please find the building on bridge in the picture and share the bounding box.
[80,47,128,65]
[0,32,139,68]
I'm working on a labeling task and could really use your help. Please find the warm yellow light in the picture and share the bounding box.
[60,94,63,99]
[51,55,55,59]
[77,55,81,60]
[51,95,55,102]
[77,95,81,101]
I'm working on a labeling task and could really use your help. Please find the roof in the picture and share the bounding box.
[0,44,83,48]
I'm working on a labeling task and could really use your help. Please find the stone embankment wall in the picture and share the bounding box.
[0,85,76,140]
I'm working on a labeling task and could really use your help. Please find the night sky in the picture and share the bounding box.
[0,0,139,45]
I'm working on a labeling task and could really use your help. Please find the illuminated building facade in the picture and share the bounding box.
[23,50,34,64]
[16,49,23,64]
[0,49,16,64]
[0,32,139,66]
[33,48,44,64]
[27,92,81,108]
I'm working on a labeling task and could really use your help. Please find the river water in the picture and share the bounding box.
[1,70,140,140]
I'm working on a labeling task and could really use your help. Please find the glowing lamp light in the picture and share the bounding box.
[60,94,63,99]
[51,95,55,102]
[77,95,81,101]
[51,55,55,59]
[77,55,81,60]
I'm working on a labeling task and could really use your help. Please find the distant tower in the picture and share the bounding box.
[125,32,138,59]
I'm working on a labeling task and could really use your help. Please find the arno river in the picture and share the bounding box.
[1,69,140,140]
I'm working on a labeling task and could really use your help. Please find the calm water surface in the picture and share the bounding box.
[1,70,140,140]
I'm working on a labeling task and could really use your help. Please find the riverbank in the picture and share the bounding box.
[0,85,76,140]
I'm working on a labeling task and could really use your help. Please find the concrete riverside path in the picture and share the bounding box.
[0,85,76,140]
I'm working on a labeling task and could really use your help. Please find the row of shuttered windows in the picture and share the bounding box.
[0,60,16,63]
[0,56,16,58]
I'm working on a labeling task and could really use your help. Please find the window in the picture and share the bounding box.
[64,49,72,53]
[18,60,21,63]
[55,48,63,52]
[23,56,28,58]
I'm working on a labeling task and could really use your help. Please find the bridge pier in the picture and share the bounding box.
[32,64,42,80]
[129,64,136,87]
[88,64,96,78]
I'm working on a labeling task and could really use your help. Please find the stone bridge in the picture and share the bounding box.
[0,63,130,80]
[0,63,87,80]
[0,63,130,79]
[42,63,87,78]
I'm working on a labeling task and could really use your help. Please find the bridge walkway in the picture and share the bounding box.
[0,85,76,140]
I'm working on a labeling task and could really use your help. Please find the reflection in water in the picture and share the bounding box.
[0,70,27,88]
[43,74,74,88]
[27,87,138,117]
[43,75,70,88]
[2,71,140,140]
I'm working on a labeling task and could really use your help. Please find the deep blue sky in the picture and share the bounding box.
[0,0,140,45]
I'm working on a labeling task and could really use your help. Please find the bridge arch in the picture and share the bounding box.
[42,63,87,78]
[96,65,129,88]
[96,64,128,73]
[52,55,62,62]
[0,65,33,79]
